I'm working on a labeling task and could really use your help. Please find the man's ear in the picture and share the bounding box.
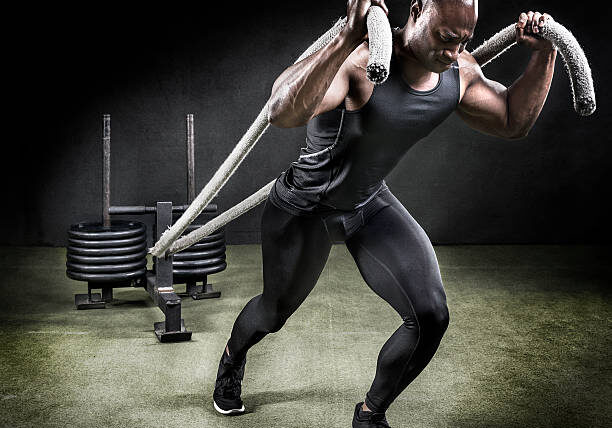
[410,0,424,23]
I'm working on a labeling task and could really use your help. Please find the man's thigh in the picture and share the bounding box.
[345,190,446,317]
[260,198,333,307]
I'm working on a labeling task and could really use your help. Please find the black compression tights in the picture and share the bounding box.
[226,188,450,414]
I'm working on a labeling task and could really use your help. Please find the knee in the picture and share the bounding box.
[435,303,450,335]
[419,299,450,338]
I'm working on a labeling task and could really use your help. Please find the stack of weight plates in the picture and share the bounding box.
[153,224,227,283]
[66,220,148,284]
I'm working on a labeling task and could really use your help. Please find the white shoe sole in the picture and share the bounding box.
[213,399,245,415]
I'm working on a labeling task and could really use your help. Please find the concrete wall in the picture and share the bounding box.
[4,0,610,246]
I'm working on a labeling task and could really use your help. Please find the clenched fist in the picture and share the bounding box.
[341,0,389,44]
[516,11,556,51]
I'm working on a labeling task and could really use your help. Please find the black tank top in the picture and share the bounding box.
[268,50,460,216]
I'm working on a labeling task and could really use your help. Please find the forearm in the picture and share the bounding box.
[267,31,360,127]
[506,47,557,138]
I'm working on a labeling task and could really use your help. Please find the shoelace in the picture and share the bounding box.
[219,375,242,398]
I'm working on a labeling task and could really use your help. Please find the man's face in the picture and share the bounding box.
[410,1,478,73]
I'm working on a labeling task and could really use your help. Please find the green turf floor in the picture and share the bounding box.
[0,245,610,428]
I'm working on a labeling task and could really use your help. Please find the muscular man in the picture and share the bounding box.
[213,1,556,426]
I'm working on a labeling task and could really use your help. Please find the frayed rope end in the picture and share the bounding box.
[148,225,174,257]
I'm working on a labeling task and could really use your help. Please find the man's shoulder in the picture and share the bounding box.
[458,50,483,85]
[458,50,481,72]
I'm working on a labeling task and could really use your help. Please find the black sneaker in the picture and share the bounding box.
[213,350,247,415]
[352,401,392,427]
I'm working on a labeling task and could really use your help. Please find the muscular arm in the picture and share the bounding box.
[457,11,557,140]
[267,0,388,128]
[267,32,361,128]
[457,48,556,139]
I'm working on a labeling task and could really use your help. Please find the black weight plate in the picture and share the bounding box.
[173,261,227,277]
[67,242,147,256]
[67,249,147,265]
[172,246,226,261]
[171,255,226,268]
[66,259,147,273]
[68,221,146,240]
[66,267,147,283]
[69,234,146,248]
[180,238,225,251]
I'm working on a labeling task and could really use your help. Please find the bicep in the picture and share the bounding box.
[457,66,511,138]
[310,59,352,118]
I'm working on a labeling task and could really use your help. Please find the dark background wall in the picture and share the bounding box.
[5,0,610,246]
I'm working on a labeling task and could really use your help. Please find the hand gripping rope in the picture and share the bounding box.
[150,11,595,258]
[470,18,595,116]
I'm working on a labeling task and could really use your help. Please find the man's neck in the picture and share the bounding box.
[392,27,440,92]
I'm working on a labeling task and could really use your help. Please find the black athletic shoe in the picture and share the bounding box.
[213,350,247,415]
[352,402,392,428]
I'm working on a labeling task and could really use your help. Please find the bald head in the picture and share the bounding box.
[410,0,478,25]
[402,0,478,73]
[415,0,478,18]
[425,0,478,10]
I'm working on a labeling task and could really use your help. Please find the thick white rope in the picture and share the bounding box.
[366,6,393,84]
[161,17,596,257]
[168,180,276,255]
[150,6,391,257]
[471,19,595,116]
